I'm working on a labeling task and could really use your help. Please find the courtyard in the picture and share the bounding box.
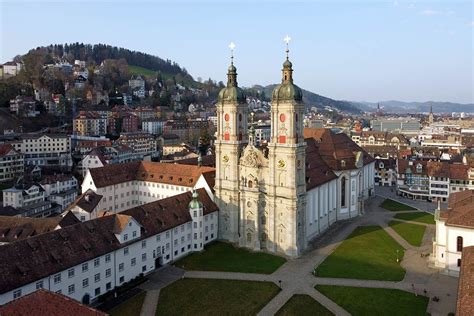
[110,194,456,316]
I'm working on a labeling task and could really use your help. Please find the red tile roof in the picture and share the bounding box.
[303,128,375,170]
[457,246,474,316]
[305,138,338,189]
[0,189,216,294]
[439,190,474,228]
[0,289,108,316]
[89,161,215,188]
[0,144,19,156]
[0,212,79,243]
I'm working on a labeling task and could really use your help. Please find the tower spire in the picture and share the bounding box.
[284,35,291,60]
[227,42,237,87]
[282,35,293,84]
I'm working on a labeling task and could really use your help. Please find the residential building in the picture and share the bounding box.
[108,112,140,135]
[74,111,108,137]
[11,134,72,171]
[142,119,165,135]
[79,144,141,178]
[131,107,158,122]
[10,96,39,117]
[351,131,409,148]
[74,140,112,156]
[117,132,157,157]
[433,190,474,275]
[129,75,146,98]
[374,158,397,186]
[163,119,211,143]
[2,61,22,78]
[40,174,78,211]
[0,144,24,183]
[0,189,217,306]
[2,184,60,217]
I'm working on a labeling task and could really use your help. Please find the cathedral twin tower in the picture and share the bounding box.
[215,47,307,257]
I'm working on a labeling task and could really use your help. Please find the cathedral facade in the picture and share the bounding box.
[214,54,375,258]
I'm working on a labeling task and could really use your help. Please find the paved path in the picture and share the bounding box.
[138,266,184,316]
[142,195,458,315]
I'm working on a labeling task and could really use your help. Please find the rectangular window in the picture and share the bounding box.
[68,284,75,294]
[95,287,101,296]
[13,289,22,299]
[94,273,100,283]
[106,268,111,278]
[124,247,129,255]
[142,240,146,248]
[82,262,88,272]
[68,268,75,278]
[94,258,100,267]
[105,254,111,263]
[83,278,89,288]
[156,235,161,242]
[106,282,111,290]
[120,276,124,283]
[54,273,61,284]
[133,231,137,238]
[124,234,128,241]
[119,263,124,272]
[142,253,147,262]
[131,258,136,266]
[142,265,147,272]
[36,280,44,289]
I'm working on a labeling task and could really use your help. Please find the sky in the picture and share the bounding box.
[1,0,473,103]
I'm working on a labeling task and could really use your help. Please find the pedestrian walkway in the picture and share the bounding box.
[141,195,457,315]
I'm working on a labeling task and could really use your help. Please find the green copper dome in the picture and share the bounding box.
[218,86,246,103]
[272,58,302,102]
[189,190,203,209]
[218,62,246,103]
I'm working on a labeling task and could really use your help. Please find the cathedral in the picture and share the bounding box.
[214,47,375,258]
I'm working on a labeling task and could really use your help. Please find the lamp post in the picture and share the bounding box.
[396,249,400,263]
[278,280,282,289]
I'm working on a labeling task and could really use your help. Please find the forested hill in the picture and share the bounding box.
[36,43,191,78]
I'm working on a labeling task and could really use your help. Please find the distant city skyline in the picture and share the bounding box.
[1,0,472,103]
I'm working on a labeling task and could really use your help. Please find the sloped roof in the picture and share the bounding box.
[89,161,215,188]
[0,189,217,294]
[0,289,108,316]
[303,128,375,170]
[0,212,79,243]
[439,190,474,228]
[457,246,474,316]
[304,138,338,190]
[66,189,103,214]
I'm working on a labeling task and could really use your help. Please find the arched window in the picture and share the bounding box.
[248,180,253,188]
[341,177,346,207]
[246,233,252,243]
[261,232,267,241]
[457,236,463,252]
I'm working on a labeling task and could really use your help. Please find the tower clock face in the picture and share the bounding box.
[277,159,286,168]
[279,114,286,122]
[225,113,230,121]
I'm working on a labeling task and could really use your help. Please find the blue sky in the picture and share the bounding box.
[1,0,473,103]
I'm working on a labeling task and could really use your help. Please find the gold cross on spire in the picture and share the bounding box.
[228,42,236,65]
[284,35,291,59]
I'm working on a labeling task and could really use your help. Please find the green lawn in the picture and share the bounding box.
[128,65,157,78]
[156,278,280,315]
[314,226,406,281]
[276,294,334,316]
[109,291,146,316]
[315,285,429,316]
[380,199,417,212]
[389,220,426,247]
[174,241,286,274]
[393,212,435,224]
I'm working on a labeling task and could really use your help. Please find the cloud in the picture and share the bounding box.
[420,9,455,16]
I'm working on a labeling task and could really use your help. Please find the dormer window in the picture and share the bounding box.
[341,160,346,167]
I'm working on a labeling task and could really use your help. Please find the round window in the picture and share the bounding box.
[280,113,286,122]
[224,113,230,121]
